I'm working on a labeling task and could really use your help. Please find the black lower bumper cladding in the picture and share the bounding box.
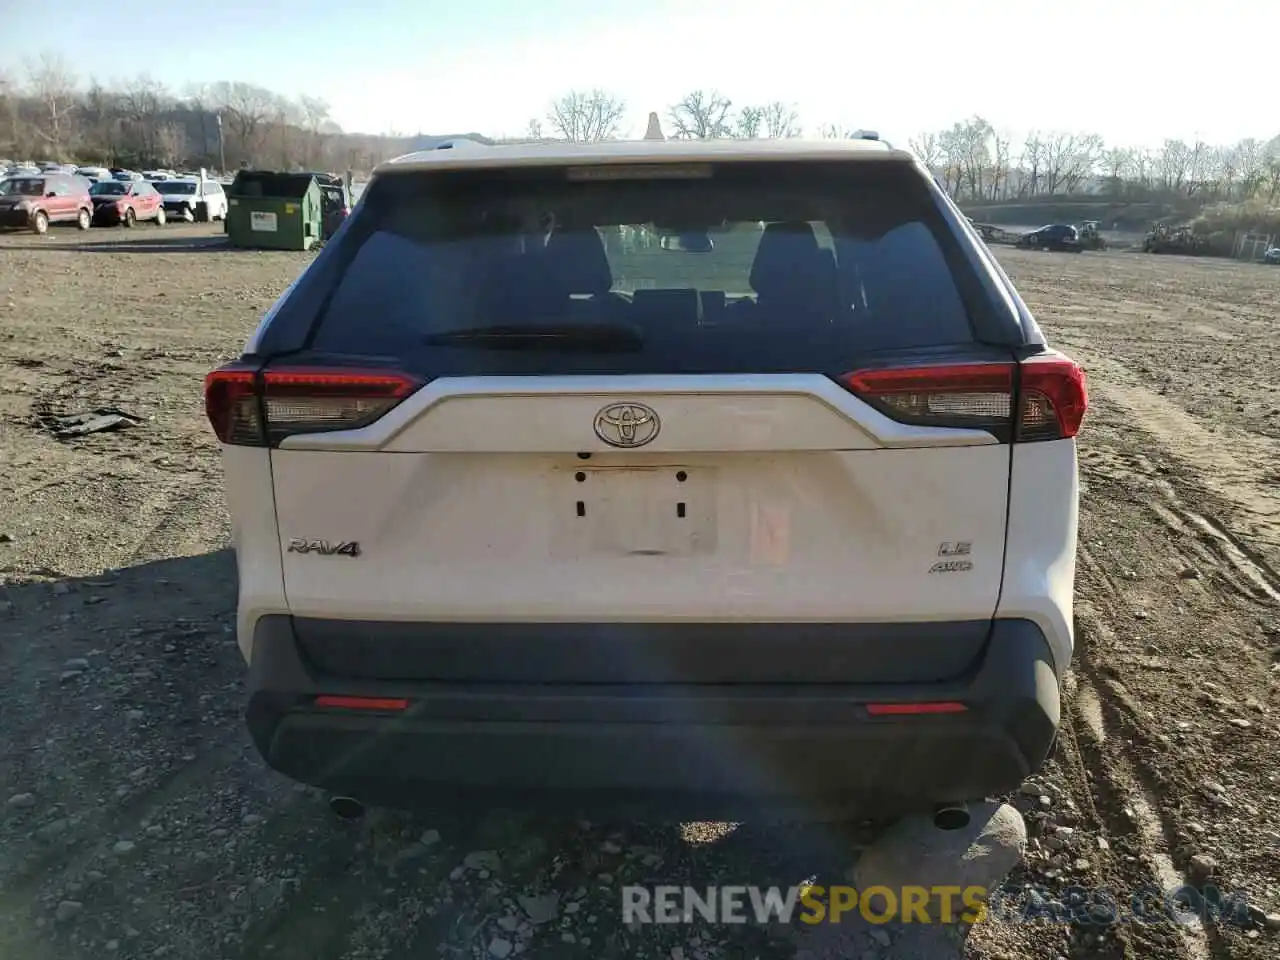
[245,616,1061,818]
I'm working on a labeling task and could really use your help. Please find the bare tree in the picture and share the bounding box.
[208,81,277,165]
[1128,147,1154,192]
[80,79,120,164]
[734,106,762,139]
[155,122,187,167]
[736,102,799,139]
[759,102,801,139]
[1101,147,1131,195]
[1036,132,1103,194]
[1232,138,1269,199]
[1156,138,1191,194]
[668,90,734,140]
[1184,140,1216,197]
[269,96,304,168]
[0,70,25,157]
[118,74,168,162]
[908,132,942,171]
[1266,138,1280,202]
[990,130,1012,201]
[1018,133,1046,197]
[937,126,965,196]
[525,118,545,141]
[25,52,78,157]
[297,94,331,167]
[182,82,215,165]
[946,116,994,201]
[544,89,625,142]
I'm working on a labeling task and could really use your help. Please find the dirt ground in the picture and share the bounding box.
[0,224,1278,960]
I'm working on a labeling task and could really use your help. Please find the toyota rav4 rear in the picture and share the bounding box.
[206,139,1086,820]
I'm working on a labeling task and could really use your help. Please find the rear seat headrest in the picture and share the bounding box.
[750,220,824,293]
[544,228,613,295]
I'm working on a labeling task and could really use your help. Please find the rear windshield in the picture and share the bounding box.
[307,161,980,375]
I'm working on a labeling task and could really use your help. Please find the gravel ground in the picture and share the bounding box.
[1,224,1278,960]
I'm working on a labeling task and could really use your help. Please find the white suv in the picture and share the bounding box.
[205,138,1087,820]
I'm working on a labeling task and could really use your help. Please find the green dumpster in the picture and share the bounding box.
[225,171,324,251]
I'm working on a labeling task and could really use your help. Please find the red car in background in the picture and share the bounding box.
[0,173,93,234]
[89,179,166,227]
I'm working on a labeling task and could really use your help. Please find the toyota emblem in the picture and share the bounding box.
[594,402,660,448]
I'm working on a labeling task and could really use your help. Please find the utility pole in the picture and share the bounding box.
[216,112,227,175]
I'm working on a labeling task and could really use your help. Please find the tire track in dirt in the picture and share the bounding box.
[1063,356,1279,959]
[1068,349,1280,560]
[1069,611,1211,960]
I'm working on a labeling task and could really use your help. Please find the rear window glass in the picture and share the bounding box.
[307,161,979,375]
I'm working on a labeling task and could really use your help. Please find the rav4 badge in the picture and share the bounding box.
[286,538,361,557]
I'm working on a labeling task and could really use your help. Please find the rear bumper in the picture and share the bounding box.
[245,617,1062,818]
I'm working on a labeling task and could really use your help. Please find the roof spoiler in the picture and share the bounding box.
[434,137,488,150]
[852,129,891,147]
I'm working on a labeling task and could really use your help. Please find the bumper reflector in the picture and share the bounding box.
[314,695,409,711]
[865,701,967,716]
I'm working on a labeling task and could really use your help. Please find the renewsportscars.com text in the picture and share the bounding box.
[621,884,1257,926]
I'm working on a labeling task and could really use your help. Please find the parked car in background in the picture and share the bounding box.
[1016,224,1082,253]
[317,180,352,238]
[1264,247,1280,265]
[0,173,92,233]
[112,169,144,182]
[75,166,112,183]
[152,177,228,222]
[89,178,166,227]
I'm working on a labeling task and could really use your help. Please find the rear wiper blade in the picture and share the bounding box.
[422,323,644,352]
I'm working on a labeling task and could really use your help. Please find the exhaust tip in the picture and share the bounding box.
[933,803,971,831]
[328,795,365,821]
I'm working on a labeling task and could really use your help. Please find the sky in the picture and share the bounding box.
[2,0,1273,150]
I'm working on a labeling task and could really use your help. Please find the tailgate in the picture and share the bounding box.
[272,374,1011,684]
[226,158,1037,685]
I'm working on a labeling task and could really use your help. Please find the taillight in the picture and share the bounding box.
[839,363,1015,435]
[1018,356,1088,440]
[204,363,259,444]
[836,356,1087,442]
[203,364,423,446]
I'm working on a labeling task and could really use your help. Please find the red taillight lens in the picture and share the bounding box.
[1019,356,1087,440]
[839,363,1015,434]
[204,364,260,444]
[203,365,423,446]
[836,356,1087,443]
